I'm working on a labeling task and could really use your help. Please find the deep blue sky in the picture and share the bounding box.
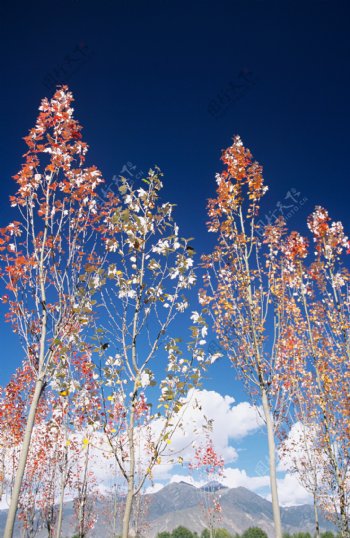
[1,0,350,404]
[1,0,350,493]
[2,1,350,226]
[2,0,350,236]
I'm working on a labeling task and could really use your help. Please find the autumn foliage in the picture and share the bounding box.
[0,90,349,538]
[200,136,350,538]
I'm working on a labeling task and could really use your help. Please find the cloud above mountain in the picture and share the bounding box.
[1,388,310,510]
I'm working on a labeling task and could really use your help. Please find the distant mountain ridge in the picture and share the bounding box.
[143,482,336,537]
[0,482,336,537]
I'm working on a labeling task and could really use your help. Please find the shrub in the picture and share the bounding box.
[241,528,268,538]
[172,526,195,538]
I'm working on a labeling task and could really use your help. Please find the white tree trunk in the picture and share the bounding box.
[261,387,283,538]
[55,446,68,538]
[112,487,118,538]
[4,378,45,538]
[77,443,90,538]
[313,492,320,538]
[0,452,4,501]
[121,405,136,538]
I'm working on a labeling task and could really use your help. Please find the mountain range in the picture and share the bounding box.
[0,482,336,537]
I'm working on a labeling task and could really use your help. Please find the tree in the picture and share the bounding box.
[275,208,350,536]
[279,418,321,538]
[72,438,97,538]
[214,529,234,538]
[157,533,172,538]
[96,170,208,538]
[172,526,194,538]
[1,368,69,537]
[241,528,268,538]
[53,347,102,538]
[0,86,103,538]
[0,361,33,505]
[16,394,61,538]
[201,136,285,538]
[1,361,101,538]
[189,435,224,537]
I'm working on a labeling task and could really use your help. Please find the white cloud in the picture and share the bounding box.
[86,405,313,507]
[278,421,311,472]
[126,388,265,483]
[164,389,264,465]
[190,389,264,440]
[87,389,265,487]
[0,495,10,510]
[168,467,270,492]
[226,401,265,438]
[169,474,206,488]
[221,467,270,490]
[277,420,324,505]
[266,473,312,506]
[1,389,266,504]
[145,482,165,494]
[167,468,311,507]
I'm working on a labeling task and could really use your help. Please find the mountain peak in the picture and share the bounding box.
[200,480,228,492]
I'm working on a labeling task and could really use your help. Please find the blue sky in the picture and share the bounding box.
[1,0,349,504]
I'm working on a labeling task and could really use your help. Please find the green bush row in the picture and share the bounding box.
[156,527,339,538]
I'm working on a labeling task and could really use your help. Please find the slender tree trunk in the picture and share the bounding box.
[28,505,36,538]
[55,476,65,538]
[112,486,118,538]
[0,452,4,501]
[4,378,45,538]
[5,208,50,538]
[121,246,145,538]
[339,485,349,538]
[238,207,282,538]
[55,446,68,538]
[313,492,320,538]
[122,405,136,538]
[122,477,134,538]
[78,443,90,538]
[261,387,283,538]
